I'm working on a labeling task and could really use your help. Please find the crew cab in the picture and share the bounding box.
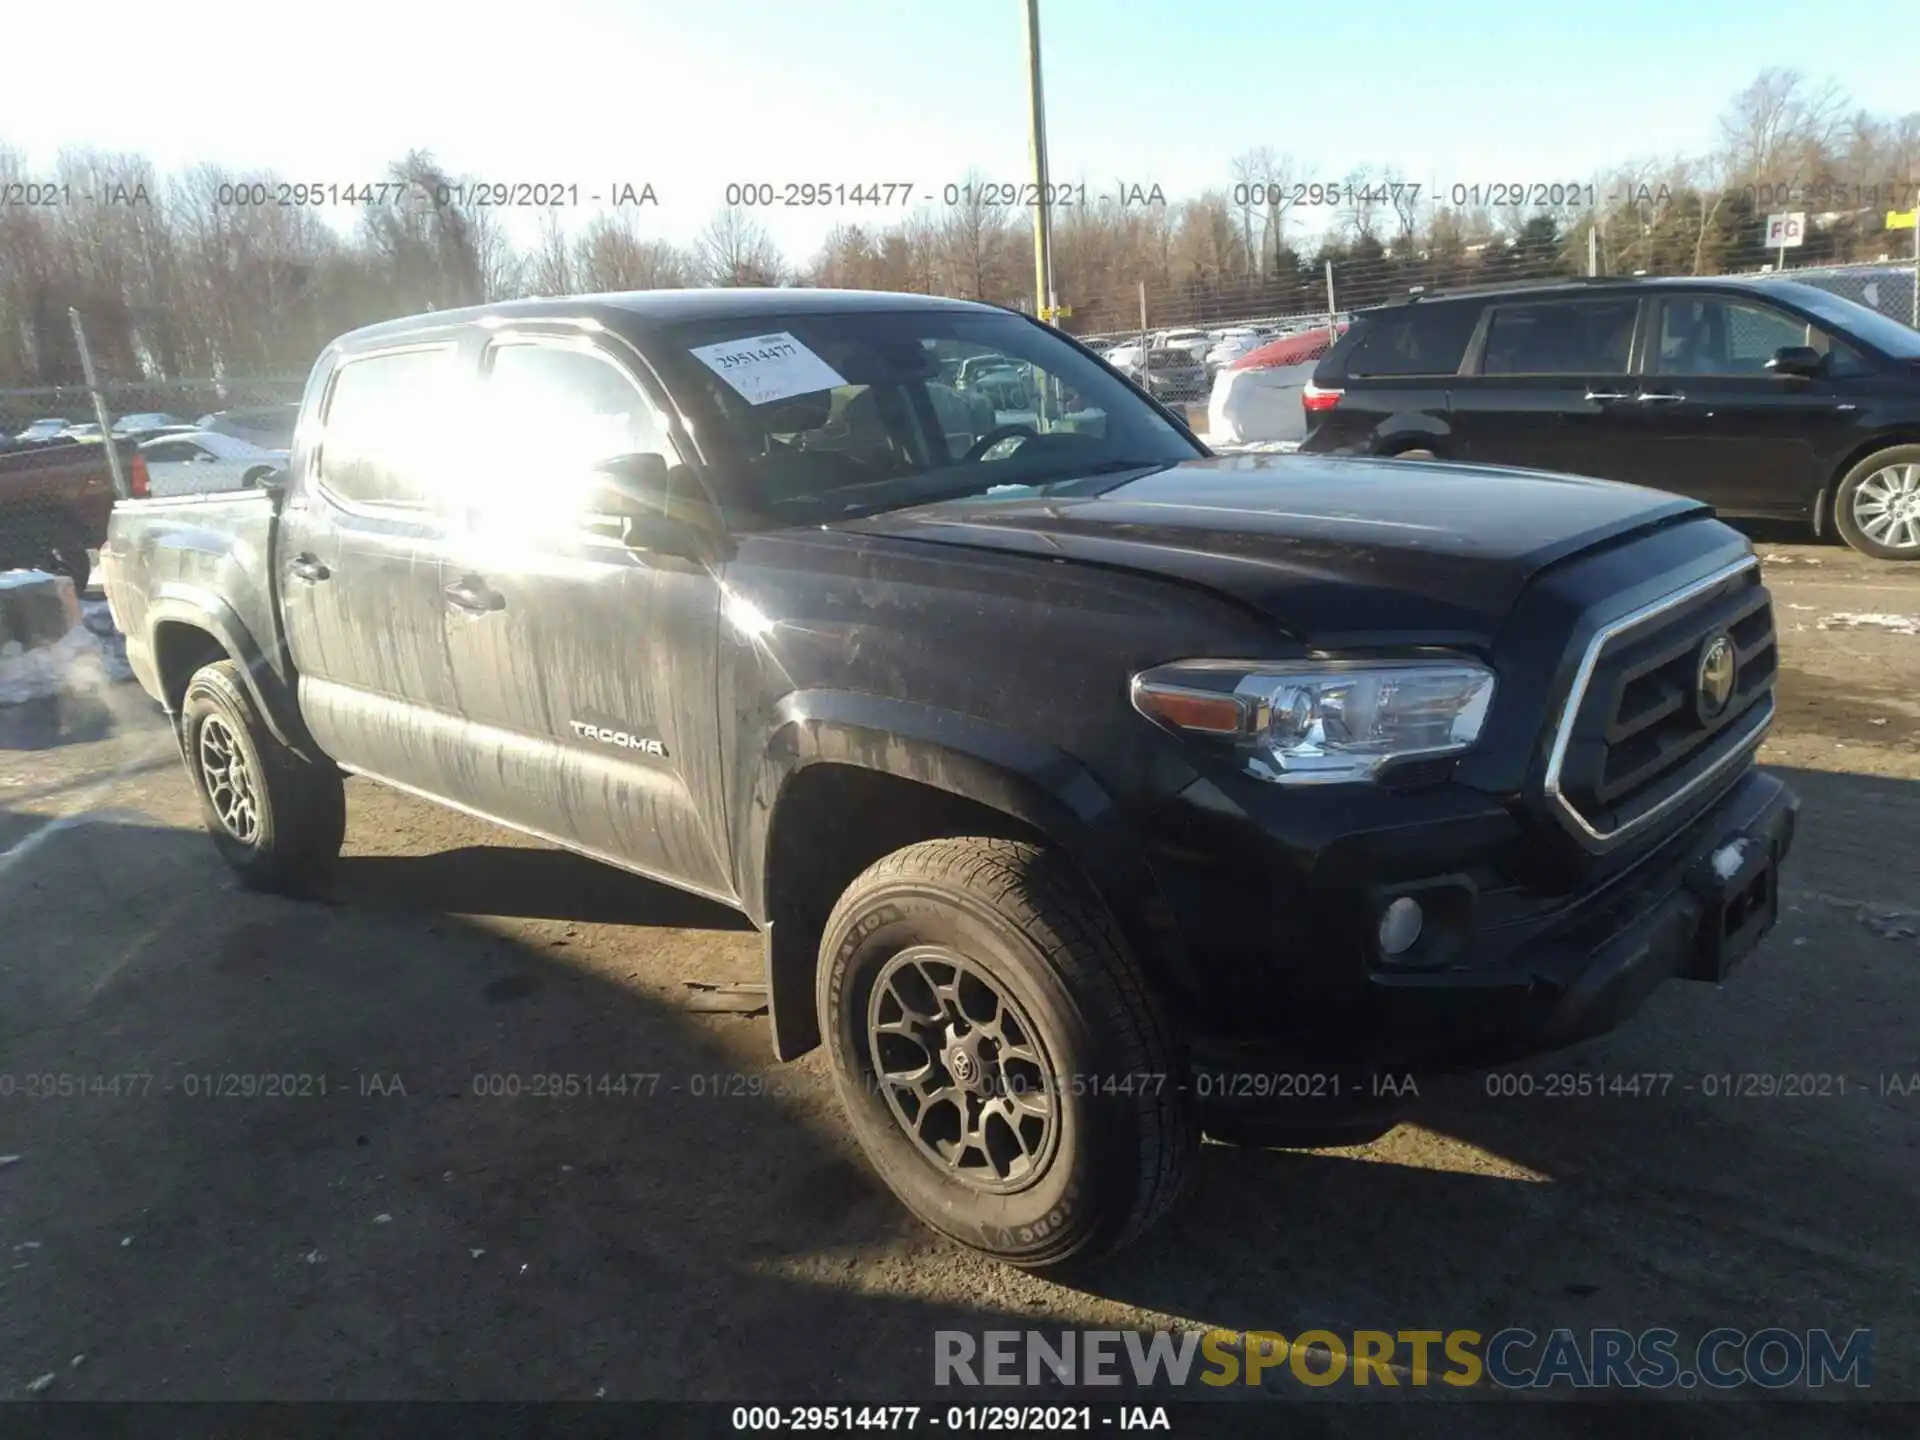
[101,289,1797,1269]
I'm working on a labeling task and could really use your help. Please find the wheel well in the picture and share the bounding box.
[152,621,230,713]
[762,763,1046,1058]
[1823,433,1920,527]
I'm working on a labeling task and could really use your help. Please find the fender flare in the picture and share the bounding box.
[740,690,1190,1060]
[147,585,317,759]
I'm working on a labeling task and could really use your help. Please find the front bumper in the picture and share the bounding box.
[1185,766,1797,1078]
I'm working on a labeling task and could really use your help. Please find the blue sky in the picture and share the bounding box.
[5,0,1914,260]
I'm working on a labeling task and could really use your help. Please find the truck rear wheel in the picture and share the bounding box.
[817,838,1195,1269]
[180,660,345,893]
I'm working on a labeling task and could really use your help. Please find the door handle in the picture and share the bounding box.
[288,554,330,582]
[1636,391,1687,404]
[1583,390,1630,403]
[444,576,506,613]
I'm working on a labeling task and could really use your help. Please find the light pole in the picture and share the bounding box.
[1023,0,1055,323]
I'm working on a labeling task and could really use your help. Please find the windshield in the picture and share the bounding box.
[1768,282,1920,359]
[652,308,1203,525]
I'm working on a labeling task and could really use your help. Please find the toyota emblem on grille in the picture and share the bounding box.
[1696,633,1737,721]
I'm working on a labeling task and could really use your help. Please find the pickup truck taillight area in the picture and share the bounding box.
[127,450,150,499]
[1301,381,1343,413]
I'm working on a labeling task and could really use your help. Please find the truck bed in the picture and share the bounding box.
[101,486,286,707]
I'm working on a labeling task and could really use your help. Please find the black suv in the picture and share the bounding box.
[1299,276,1920,560]
[103,288,1796,1268]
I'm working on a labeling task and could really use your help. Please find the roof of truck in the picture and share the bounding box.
[333,288,1002,351]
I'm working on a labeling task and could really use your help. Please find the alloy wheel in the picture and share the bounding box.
[198,715,260,843]
[866,946,1060,1193]
[1852,463,1920,551]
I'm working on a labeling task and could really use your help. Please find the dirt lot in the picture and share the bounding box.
[1,537,1916,1431]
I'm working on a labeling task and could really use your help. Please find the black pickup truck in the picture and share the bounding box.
[101,289,1797,1268]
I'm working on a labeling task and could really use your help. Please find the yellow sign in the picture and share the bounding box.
[1041,304,1073,321]
[1888,209,1918,230]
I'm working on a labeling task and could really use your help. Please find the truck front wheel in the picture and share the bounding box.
[817,838,1195,1269]
[180,660,345,893]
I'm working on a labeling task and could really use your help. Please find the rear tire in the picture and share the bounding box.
[818,838,1195,1270]
[1832,446,1920,560]
[180,660,345,893]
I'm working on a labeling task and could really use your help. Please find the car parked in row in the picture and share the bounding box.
[138,429,288,497]
[197,404,301,451]
[111,412,189,439]
[13,418,74,444]
[1206,324,1349,447]
[1204,327,1271,378]
[1298,276,1920,559]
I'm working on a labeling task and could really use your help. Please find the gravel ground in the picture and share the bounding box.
[0,539,1915,1433]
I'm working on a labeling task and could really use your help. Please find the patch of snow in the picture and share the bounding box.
[1710,839,1752,882]
[0,614,133,705]
[0,1155,20,1168]
[25,1373,55,1394]
[1817,612,1920,636]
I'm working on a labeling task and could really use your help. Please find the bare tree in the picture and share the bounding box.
[1719,69,1850,184]
[574,211,689,291]
[524,211,575,297]
[695,206,785,287]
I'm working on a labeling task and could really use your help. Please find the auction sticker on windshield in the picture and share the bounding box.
[690,331,847,405]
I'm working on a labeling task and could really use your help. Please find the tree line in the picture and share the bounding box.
[1,67,1914,386]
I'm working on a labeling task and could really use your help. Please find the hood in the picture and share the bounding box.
[838,454,1707,648]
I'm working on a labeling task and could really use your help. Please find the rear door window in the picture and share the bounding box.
[1342,303,1481,377]
[318,347,458,510]
[470,340,680,532]
[1480,297,1639,376]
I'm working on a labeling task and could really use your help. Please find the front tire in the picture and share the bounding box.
[818,838,1195,1269]
[180,660,345,893]
[1832,446,1920,559]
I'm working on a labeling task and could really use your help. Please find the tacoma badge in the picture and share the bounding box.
[570,721,667,757]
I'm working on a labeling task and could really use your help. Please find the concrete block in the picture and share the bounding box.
[0,570,81,649]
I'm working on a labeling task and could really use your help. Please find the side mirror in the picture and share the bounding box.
[584,452,730,565]
[255,467,289,495]
[585,451,672,517]
[1766,345,1824,379]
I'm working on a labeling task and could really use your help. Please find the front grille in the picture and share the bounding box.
[1546,559,1777,847]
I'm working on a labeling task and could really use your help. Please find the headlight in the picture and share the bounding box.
[1131,658,1496,785]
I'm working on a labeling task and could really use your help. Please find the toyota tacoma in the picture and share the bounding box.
[100,288,1797,1268]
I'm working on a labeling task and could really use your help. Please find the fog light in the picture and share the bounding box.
[1378,897,1425,957]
